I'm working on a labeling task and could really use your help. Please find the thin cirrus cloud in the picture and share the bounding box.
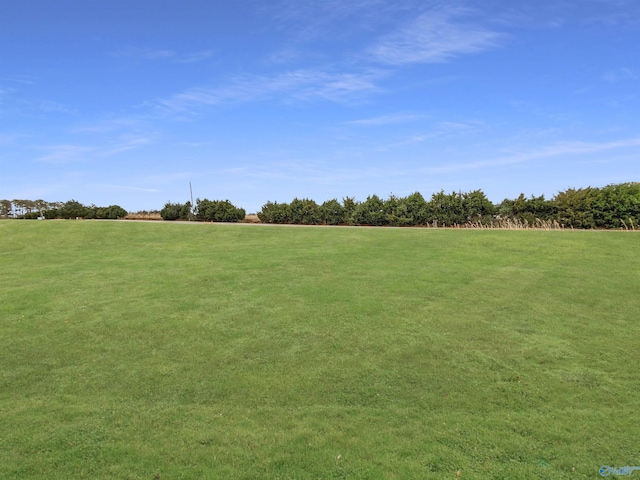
[114,47,214,63]
[427,137,640,174]
[101,136,152,156]
[0,90,76,116]
[98,184,161,193]
[0,75,36,85]
[71,117,147,135]
[35,145,96,164]
[369,8,504,65]
[348,112,426,126]
[603,68,637,83]
[0,87,12,99]
[267,0,391,38]
[23,99,76,115]
[178,50,216,63]
[152,69,385,114]
[0,133,23,145]
[35,136,152,164]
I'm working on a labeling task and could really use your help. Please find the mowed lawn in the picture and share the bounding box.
[1,221,639,479]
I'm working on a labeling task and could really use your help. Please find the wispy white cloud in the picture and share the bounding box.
[266,0,394,40]
[348,112,425,125]
[179,50,215,63]
[98,184,161,193]
[0,75,36,85]
[152,69,385,115]
[101,136,152,156]
[115,46,175,59]
[606,94,639,108]
[71,117,145,134]
[0,87,15,105]
[36,145,96,164]
[142,171,193,185]
[583,0,640,27]
[392,120,484,144]
[264,48,302,65]
[427,137,640,174]
[215,160,389,190]
[114,47,214,63]
[437,120,480,131]
[336,118,484,154]
[178,141,215,147]
[23,99,76,115]
[369,7,504,65]
[35,136,152,164]
[0,87,76,116]
[603,68,637,83]
[0,133,25,145]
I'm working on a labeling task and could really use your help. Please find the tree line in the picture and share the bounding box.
[256,182,640,229]
[0,199,127,220]
[4,182,639,228]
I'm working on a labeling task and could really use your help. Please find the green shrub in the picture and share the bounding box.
[403,192,430,225]
[257,201,291,224]
[498,194,556,224]
[19,212,41,219]
[384,194,414,226]
[341,197,358,225]
[591,182,640,228]
[288,198,320,224]
[319,199,345,225]
[43,208,59,219]
[427,190,466,226]
[553,188,595,228]
[195,199,245,222]
[462,190,496,222]
[353,195,386,226]
[160,202,192,221]
[59,200,90,219]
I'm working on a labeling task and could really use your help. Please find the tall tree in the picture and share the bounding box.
[0,200,11,217]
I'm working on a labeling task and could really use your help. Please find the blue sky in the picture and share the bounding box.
[1,0,639,213]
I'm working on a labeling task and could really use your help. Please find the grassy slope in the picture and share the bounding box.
[1,221,639,479]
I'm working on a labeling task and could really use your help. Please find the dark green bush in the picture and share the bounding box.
[195,199,245,222]
[257,201,291,224]
[427,190,465,226]
[341,197,358,225]
[43,208,59,219]
[462,190,496,222]
[403,192,430,225]
[319,199,345,225]
[59,200,90,219]
[384,194,414,226]
[591,183,640,229]
[554,188,595,228]
[289,198,320,225]
[498,194,556,224]
[353,195,386,226]
[160,201,192,221]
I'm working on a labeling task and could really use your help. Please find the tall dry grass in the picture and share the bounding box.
[460,218,565,230]
[124,212,163,221]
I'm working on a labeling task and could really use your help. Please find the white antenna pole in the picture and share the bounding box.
[189,181,195,219]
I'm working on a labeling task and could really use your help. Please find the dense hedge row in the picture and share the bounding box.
[258,191,496,227]
[4,182,639,228]
[159,198,246,222]
[257,183,640,229]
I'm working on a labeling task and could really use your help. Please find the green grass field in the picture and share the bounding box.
[1,221,639,479]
